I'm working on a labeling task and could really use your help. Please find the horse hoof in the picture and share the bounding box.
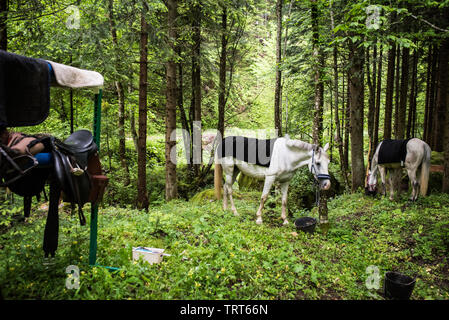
[233,211,239,216]
[283,220,289,226]
[256,218,263,225]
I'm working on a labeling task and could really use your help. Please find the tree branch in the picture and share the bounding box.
[408,13,449,33]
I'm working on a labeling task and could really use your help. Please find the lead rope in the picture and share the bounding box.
[310,149,321,206]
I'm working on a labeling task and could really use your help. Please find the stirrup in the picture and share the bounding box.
[69,160,85,176]
[71,167,85,176]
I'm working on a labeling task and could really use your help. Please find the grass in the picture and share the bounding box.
[0,191,448,300]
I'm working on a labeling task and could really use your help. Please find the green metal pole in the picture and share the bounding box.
[89,89,102,266]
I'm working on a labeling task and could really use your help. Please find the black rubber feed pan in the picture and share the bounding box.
[384,271,416,300]
[295,217,317,233]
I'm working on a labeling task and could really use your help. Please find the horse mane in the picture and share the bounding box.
[285,137,315,151]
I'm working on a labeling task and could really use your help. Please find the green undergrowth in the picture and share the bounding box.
[0,192,448,300]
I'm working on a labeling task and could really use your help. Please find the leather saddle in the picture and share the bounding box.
[0,129,108,258]
[52,129,99,226]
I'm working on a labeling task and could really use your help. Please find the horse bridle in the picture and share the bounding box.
[0,145,38,186]
[310,148,331,181]
[310,148,331,206]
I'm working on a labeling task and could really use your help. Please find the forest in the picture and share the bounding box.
[0,0,449,301]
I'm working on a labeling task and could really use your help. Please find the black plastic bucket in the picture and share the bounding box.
[294,217,317,234]
[384,271,416,300]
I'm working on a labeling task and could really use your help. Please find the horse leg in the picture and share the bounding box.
[256,175,275,225]
[379,167,387,196]
[223,181,228,211]
[388,169,396,201]
[280,181,290,225]
[407,165,419,201]
[223,164,239,215]
[228,167,240,216]
[221,164,233,211]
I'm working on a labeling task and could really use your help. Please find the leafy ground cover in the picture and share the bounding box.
[1,191,448,300]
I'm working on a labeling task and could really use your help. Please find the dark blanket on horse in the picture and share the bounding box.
[378,139,411,165]
[217,136,277,167]
[0,50,50,127]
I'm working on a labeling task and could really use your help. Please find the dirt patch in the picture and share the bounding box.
[335,211,366,223]
[321,287,342,300]
[295,290,306,299]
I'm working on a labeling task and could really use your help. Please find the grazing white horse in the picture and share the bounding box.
[214,135,331,225]
[367,138,431,201]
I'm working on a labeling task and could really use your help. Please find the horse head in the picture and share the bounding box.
[309,143,331,191]
[365,171,377,195]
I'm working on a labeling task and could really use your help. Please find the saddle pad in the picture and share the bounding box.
[46,60,104,89]
[217,136,277,167]
[378,139,411,164]
[0,50,50,127]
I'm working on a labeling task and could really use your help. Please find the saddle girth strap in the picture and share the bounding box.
[43,178,60,258]
[23,196,32,218]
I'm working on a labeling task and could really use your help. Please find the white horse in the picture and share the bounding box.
[367,138,431,201]
[214,135,331,225]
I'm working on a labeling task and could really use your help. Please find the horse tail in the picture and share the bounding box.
[214,153,223,200]
[420,142,431,197]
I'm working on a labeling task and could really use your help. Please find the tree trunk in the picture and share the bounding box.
[129,81,139,152]
[435,38,449,153]
[396,47,409,140]
[192,2,202,174]
[394,45,401,138]
[428,45,438,148]
[218,7,227,137]
[348,38,365,192]
[107,0,130,185]
[374,45,382,148]
[59,94,67,122]
[311,0,323,145]
[344,71,350,174]
[407,48,418,139]
[442,47,449,192]
[366,45,375,162]
[137,8,149,210]
[330,6,348,186]
[444,107,449,193]
[384,43,396,140]
[115,81,130,185]
[177,48,191,167]
[281,0,294,136]
[165,0,178,201]
[274,0,283,137]
[423,44,432,143]
[0,0,7,51]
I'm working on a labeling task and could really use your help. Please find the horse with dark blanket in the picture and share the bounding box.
[377,139,411,165]
[367,138,431,201]
[0,128,108,257]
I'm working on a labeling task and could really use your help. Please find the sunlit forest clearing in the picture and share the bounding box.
[0,0,449,301]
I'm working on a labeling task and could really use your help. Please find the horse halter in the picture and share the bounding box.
[310,148,331,206]
[310,148,331,182]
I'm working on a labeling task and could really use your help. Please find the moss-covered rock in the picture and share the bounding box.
[190,188,246,204]
[237,173,264,191]
[431,151,444,165]
[190,188,218,203]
